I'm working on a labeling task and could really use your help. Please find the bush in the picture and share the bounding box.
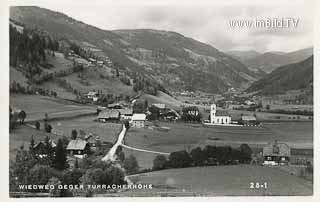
[35,121,40,130]
[153,155,168,170]
[44,123,52,133]
[168,150,192,168]
[124,155,139,174]
[190,147,205,166]
[71,129,78,140]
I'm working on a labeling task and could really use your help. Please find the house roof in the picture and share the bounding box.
[117,108,133,115]
[263,142,290,157]
[97,109,120,119]
[152,103,166,109]
[132,113,146,121]
[107,103,122,109]
[87,91,98,96]
[33,140,56,149]
[67,139,88,150]
[241,115,256,121]
[215,110,230,117]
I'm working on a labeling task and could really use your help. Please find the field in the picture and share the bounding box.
[10,95,96,122]
[124,121,313,169]
[120,165,312,196]
[49,116,121,143]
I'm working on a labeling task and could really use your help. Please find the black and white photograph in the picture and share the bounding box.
[4,0,318,198]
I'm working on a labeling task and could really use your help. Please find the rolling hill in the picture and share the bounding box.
[10,6,259,94]
[246,56,313,95]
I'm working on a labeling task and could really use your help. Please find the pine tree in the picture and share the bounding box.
[53,139,68,170]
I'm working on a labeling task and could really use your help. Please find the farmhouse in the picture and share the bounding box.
[97,109,120,122]
[86,91,99,101]
[67,139,91,159]
[131,113,146,128]
[210,104,231,124]
[117,108,133,120]
[263,141,290,166]
[84,134,100,152]
[240,115,259,126]
[32,140,56,158]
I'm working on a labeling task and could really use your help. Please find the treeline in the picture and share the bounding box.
[152,144,252,171]
[10,81,58,97]
[10,24,59,77]
[132,73,168,96]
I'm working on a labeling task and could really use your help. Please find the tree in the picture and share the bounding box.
[18,110,26,124]
[27,165,59,190]
[71,129,78,140]
[35,121,40,130]
[190,147,205,166]
[53,139,68,170]
[168,150,192,168]
[153,155,168,170]
[47,177,63,197]
[239,144,252,163]
[123,154,139,174]
[44,123,52,133]
[29,135,35,156]
[124,120,130,130]
[10,145,37,189]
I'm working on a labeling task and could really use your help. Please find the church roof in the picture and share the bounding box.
[215,110,230,117]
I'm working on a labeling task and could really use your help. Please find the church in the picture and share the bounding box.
[210,104,231,124]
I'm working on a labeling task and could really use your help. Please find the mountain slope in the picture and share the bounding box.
[243,48,313,73]
[10,6,259,94]
[246,56,313,95]
[225,50,261,63]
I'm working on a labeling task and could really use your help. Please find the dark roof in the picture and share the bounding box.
[98,109,120,119]
[117,108,133,115]
[241,115,256,121]
[215,110,230,117]
[263,142,290,157]
[67,139,88,150]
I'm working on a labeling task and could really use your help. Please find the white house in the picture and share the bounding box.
[210,104,231,124]
[131,113,146,128]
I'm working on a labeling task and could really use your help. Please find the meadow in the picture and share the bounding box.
[122,165,312,196]
[10,95,96,122]
[124,121,313,169]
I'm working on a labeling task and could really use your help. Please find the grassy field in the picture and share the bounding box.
[121,165,312,196]
[124,121,313,169]
[10,95,96,122]
[49,116,121,143]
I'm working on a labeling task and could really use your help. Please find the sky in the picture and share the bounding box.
[10,0,314,53]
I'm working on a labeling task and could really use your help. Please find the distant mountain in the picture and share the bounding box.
[246,56,313,95]
[10,6,259,94]
[242,47,313,73]
[225,50,261,63]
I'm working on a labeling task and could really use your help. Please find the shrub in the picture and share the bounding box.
[124,154,139,174]
[153,155,168,170]
[168,150,192,168]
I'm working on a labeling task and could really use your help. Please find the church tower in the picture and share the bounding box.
[210,104,216,124]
